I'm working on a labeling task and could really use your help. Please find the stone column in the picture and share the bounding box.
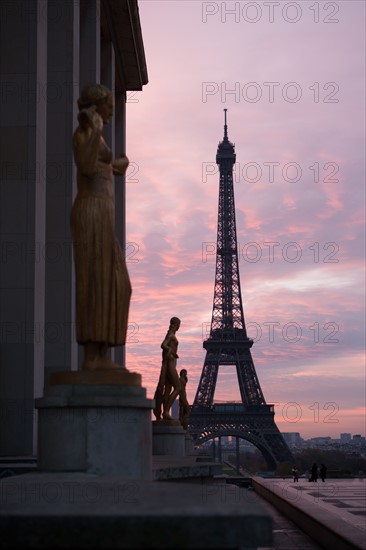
[114,95,128,367]
[100,29,128,369]
[79,0,100,88]
[100,37,114,359]
[0,0,47,456]
[76,0,101,369]
[43,0,80,388]
[101,37,115,149]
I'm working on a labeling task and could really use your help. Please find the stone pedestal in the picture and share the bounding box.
[35,370,153,478]
[0,475,273,549]
[185,432,195,455]
[152,421,185,456]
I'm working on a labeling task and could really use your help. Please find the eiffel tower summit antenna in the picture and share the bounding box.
[189,112,293,469]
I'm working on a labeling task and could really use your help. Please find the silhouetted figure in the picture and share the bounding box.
[309,463,318,482]
[320,463,327,482]
[178,369,190,430]
[153,317,181,421]
[292,466,299,482]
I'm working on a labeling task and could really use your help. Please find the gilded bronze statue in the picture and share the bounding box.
[153,317,181,421]
[71,84,131,370]
[178,369,190,430]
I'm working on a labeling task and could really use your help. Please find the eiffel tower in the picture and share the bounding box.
[189,110,293,470]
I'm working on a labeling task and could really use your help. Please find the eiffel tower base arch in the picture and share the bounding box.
[189,405,293,471]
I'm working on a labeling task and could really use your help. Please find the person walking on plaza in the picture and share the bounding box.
[310,463,318,482]
[292,466,299,482]
[320,463,327,482]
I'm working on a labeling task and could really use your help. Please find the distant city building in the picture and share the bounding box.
[340,433,352,443]
[308,437,332,446]
[282,432,302,448]
[352,435,366,445]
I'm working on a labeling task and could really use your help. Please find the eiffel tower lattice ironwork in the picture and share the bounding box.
[189,110,292,469]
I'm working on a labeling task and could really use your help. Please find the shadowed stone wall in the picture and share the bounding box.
[0,0,144,456]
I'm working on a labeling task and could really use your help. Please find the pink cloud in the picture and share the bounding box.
[123,1,366,438]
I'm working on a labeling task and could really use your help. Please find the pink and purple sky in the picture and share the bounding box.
[124,1,365,439]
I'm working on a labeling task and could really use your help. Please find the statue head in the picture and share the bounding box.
[77,84,114,125]
[77,84,112,109]
[180,369,187,377]
[169,317,181,331]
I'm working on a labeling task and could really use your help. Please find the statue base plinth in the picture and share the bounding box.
[185,432,195,455]
[49,369,141,386]
[152,422,185,456]
[152,418,181,426]
[35,379,153,478]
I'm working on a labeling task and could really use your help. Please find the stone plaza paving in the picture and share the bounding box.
[254,494,323,550]
[0,469,272,549]
[253,477,366,549]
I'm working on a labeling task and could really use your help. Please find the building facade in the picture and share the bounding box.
[0,0,148,456]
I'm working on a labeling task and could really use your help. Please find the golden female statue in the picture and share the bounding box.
[71,84,131,370]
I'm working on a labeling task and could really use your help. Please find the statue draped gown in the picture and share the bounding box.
[71,135,131,346]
